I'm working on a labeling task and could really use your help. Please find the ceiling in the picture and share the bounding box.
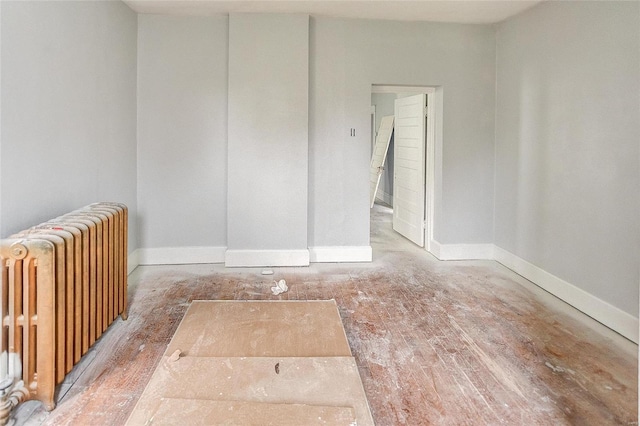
[122,0,544,24]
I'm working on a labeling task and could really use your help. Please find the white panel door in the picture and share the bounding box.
[369,115,395,208]
[393,94,426,247]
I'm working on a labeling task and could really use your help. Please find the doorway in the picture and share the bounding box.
[370,85,437,253]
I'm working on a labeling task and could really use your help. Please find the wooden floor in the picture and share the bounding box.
[16,204,638,425]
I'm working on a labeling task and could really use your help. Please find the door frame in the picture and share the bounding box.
[371,84,438,255]
[370,105,377,155]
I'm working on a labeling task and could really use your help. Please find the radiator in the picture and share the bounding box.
[0,202,128,421]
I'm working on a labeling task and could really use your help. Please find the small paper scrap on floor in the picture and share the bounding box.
[261,269,274,275]
[271,279,288,295]
[168,349,181,362]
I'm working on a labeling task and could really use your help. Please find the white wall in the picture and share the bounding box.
[226,14,309,266]
[0,1,138,251]
[310,18,496,247]
[133,15,495,257]
[137,15,228,250]
[495,1,640,317]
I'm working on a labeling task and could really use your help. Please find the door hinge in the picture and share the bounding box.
[424,106,428,118]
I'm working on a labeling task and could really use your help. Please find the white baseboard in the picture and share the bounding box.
[129,241,637,342]
[493,246,639,344]
[130,246,372,267]
[428,240,638,343]
[225,249,310,267]
[127,249,140,275]
[137,246,226,265]
[309,246,373,263]
[429,240,494,260]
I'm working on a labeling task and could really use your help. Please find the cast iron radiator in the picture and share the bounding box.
[0,202,128,423]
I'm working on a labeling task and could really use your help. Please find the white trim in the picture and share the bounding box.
[424,91,436,253]
[494,246,639,344]
[129,241,638,342]
[138,246,226,265]
[429,240,494,260]
[372,84,436,94]
[371,84,444,253]
[225,249,310,267]
[309,246,373,263]
[370,104,376,154]
[428,242,638,342]
[428,87,445,256]
[127,249,140,275]
[371,85,439,254]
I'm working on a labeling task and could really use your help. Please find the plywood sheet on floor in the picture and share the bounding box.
[127,301,372,425]
[126,356,373,426]
[165,300,352,357]
[148,399,356,425]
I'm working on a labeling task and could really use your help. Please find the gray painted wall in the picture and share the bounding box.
[2,2,636,323]
[0,3,3,239]
[310,18,496,247]
[227,14,309,251]
[495,1,640,316]
[135,16,496,250]
[137,15,228,249]
[0,1,138,251]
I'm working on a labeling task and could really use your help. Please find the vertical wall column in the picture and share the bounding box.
[226,13,310,267]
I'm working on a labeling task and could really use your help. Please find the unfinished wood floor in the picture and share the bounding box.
[16,204,638,425]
